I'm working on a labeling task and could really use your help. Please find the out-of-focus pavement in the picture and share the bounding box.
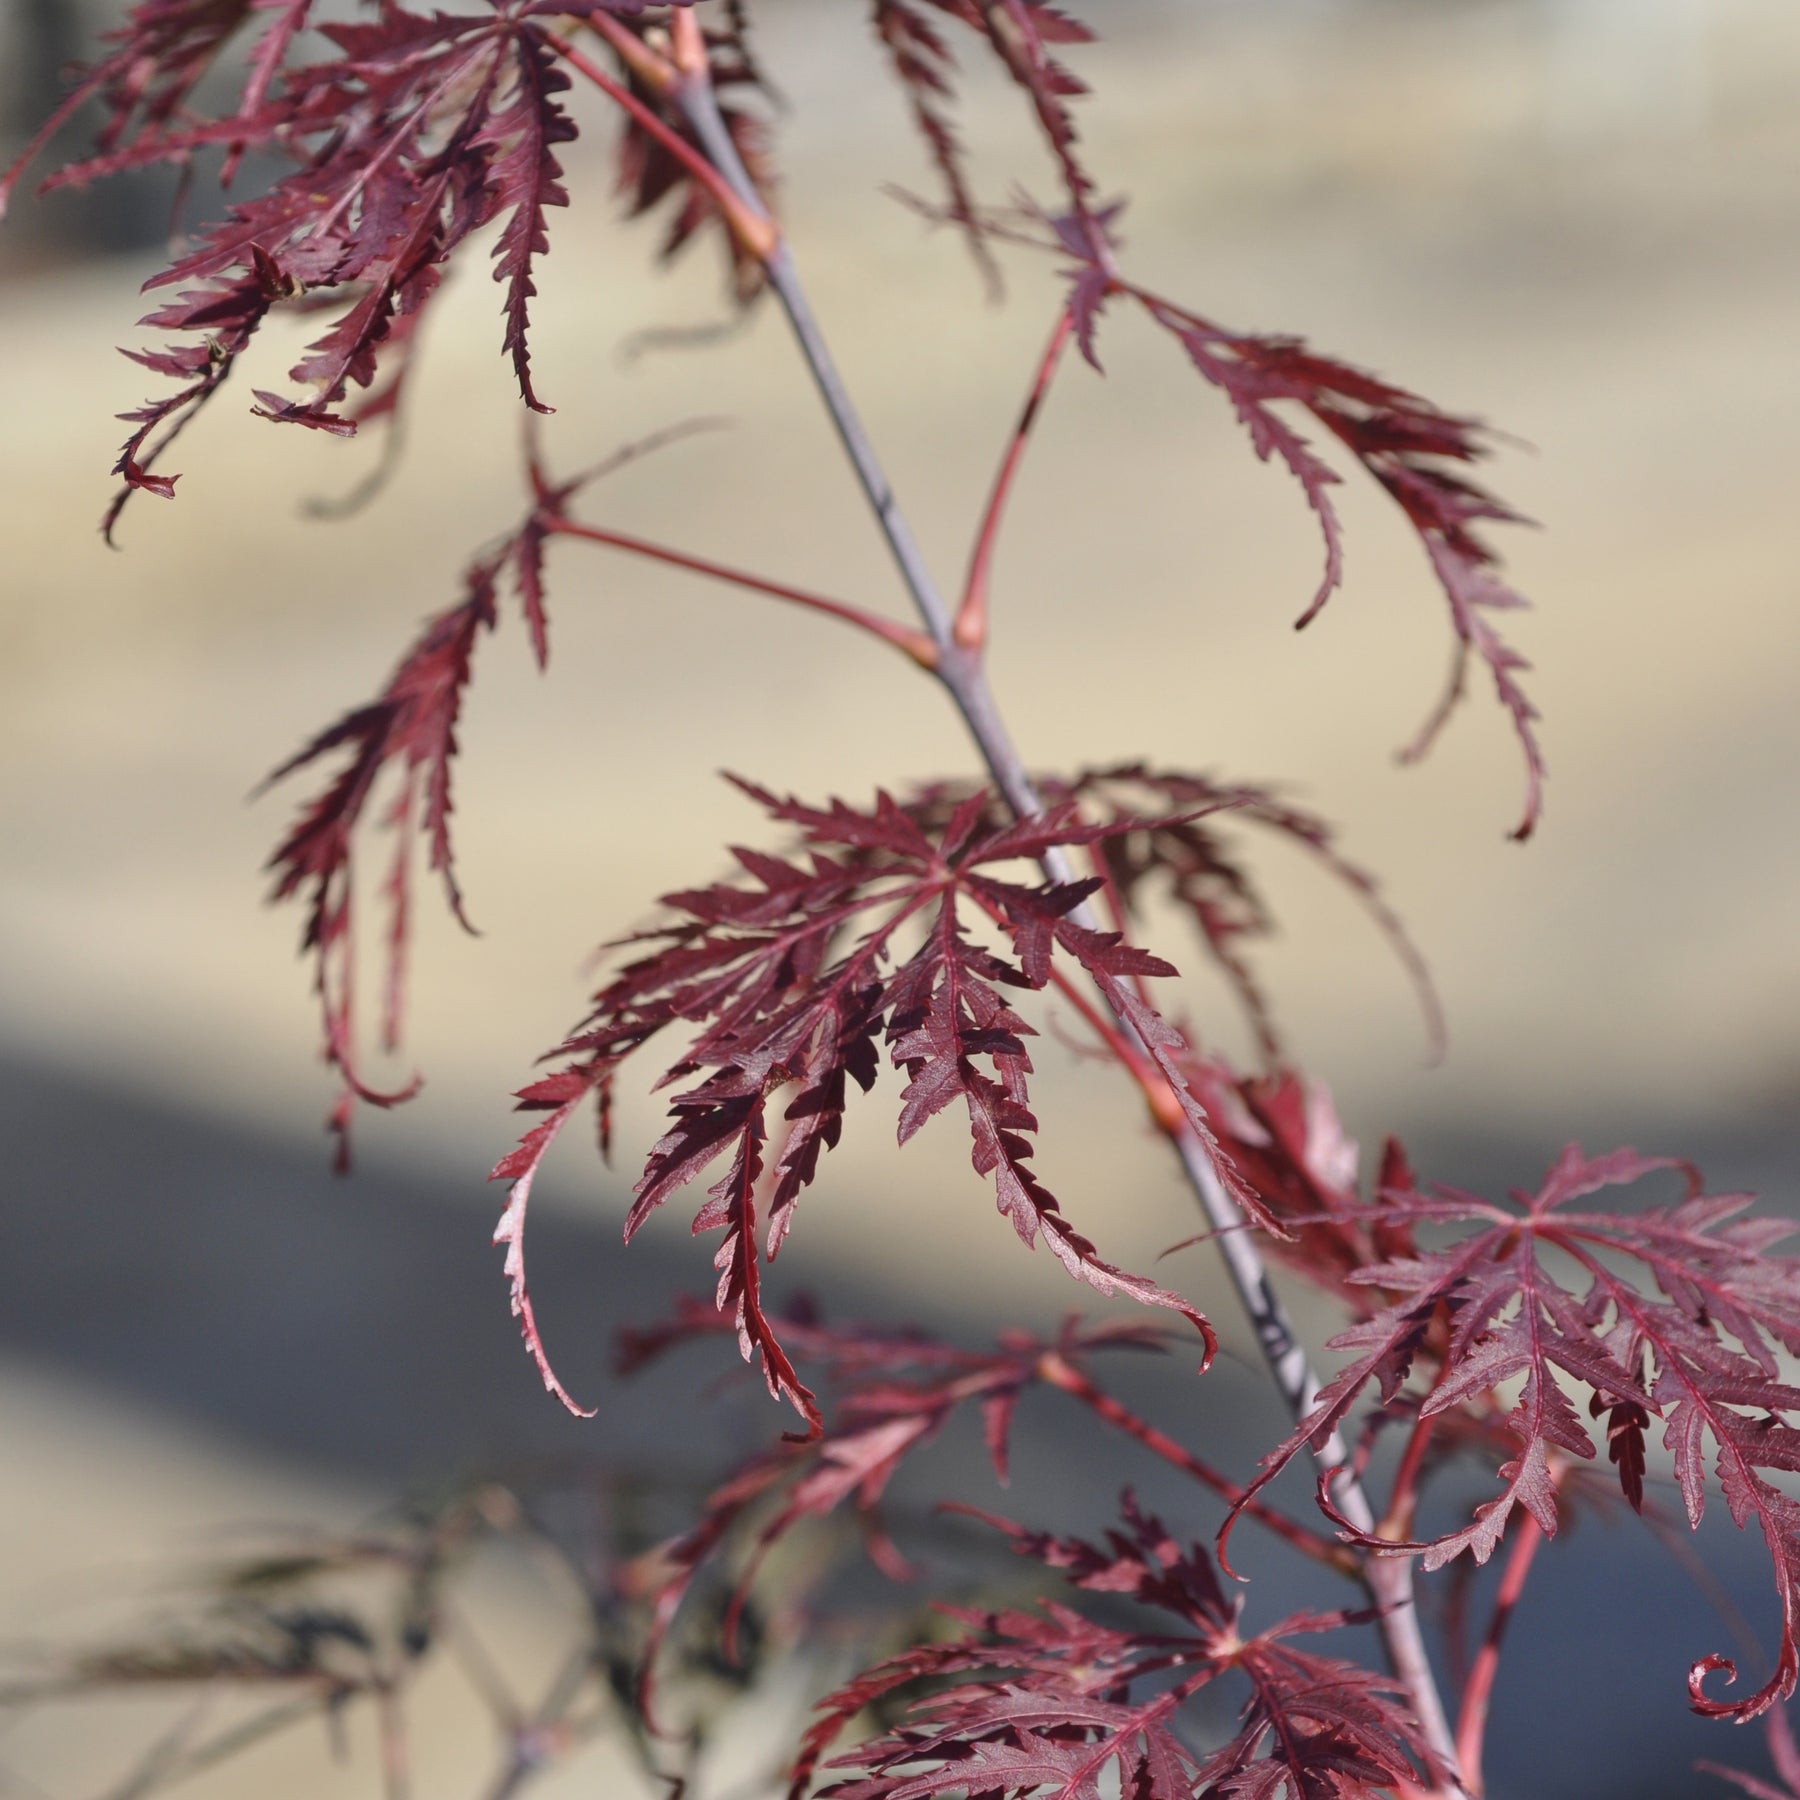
[2,3,1798,1796]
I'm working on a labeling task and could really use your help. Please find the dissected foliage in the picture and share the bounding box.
[805,1490,1431,1800]
[493,776,1236,1432]
[259,428,688,1165]
[615,1304,1184,1719]
[0,0,740,537]
[1228,1146,1800,1722]
[906,765,1442,1066]
[1056,234,1545,839]
[10,4,1790,1799]
[870,0,1095,272]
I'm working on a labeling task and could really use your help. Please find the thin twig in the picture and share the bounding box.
[1380,1408,1442,1544]
[543,32,774,263]
[662,27,1465,1797]
[1453,1496,1551,1795]
[955,304,1073,650]
[548,518,938,666]
[1036,1351,1358,1576]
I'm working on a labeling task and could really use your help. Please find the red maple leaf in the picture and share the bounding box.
[806,1490,1432,1800]
[9,2,696,535]
[1128,298,1544,841]
[1225,1145,1800,1722]
[492,779,1245,1429]
[616,1301,1174,1725]
[907,766,1441,1068]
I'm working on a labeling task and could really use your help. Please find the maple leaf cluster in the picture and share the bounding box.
[1220,1145,1800,1724]
[613,1305,1176,1717]
[15,4,1800,1797]
[491,777,1242,1432]
[802,1491,1430,1800]
[0,0,1095,539]
[0,0,781,538]
[610,1296,1434,1796]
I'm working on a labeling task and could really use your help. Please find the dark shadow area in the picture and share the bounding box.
[0,1048,1792,1798]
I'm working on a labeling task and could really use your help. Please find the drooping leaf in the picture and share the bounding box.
[261,527,543,1163]
[1134,300,1544,839]
[963,0,1099,235]
[19,3,672,528]
[0,0,312,220]
[495,778,1235,1427]
[618,1303,1172,1727]
[264,429,706,1164]
[869,2,996,288]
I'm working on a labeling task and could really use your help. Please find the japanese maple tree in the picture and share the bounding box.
[6,4,1796,1798]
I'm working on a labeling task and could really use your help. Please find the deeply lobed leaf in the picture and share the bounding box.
[1127,295,1545,840]
[10,1,711,529]
[492,777,1241,1428]
[1226,1144,1800,1721]
[616,1300,1172,1729]
[808,1490,1430,1799]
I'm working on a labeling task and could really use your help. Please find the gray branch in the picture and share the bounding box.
[669,58,1464,1797]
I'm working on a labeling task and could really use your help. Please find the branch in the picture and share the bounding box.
[1453,1482,1554,1795]
[543,31,775,263]
[1036,1350,1357,1576]
[546,517,939,667]
[955,304,1074,652]
[664,39,1466,1799]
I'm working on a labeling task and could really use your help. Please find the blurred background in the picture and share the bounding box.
[2,1,1798,1795]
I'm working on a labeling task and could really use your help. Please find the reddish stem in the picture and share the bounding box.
[1453,1489,1554,1794]
[583,13,676,94]
[542,32,777,263]
[546,517,938,668]
[954,305,1074,652]
[668,10,709,77]
[1083,841,1157,1014]
[1380,1408,1441,1544]
[1037,1352,1356,1575]
[966,884,1182,1130]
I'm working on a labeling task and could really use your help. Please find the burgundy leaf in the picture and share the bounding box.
[810,1490,1429,1800]
[0,0,310,220]
[23,4,650,526]
[480,26,578,413]
[1225,1144,1800,1722]
[615,1305,1167,1733]
[1140,301,1543,838]
[498,779,1223,1423]
[868,2,999,289]
[262,565,501,1164]
[910,765,1441,1078]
